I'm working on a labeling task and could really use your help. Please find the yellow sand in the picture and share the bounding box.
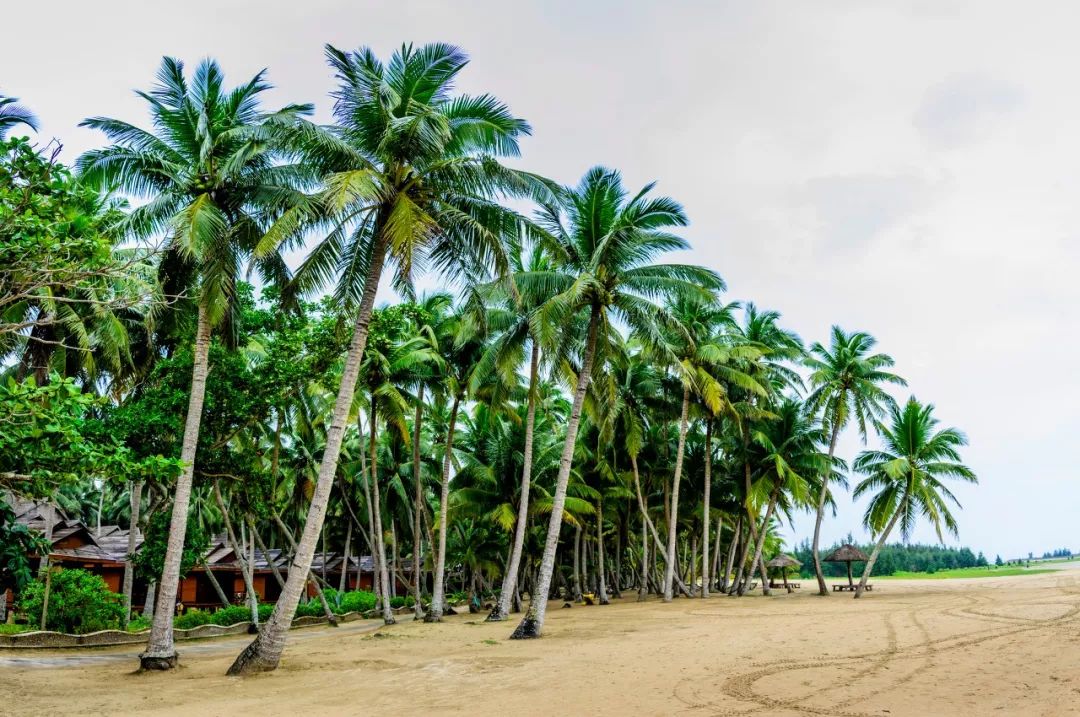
[7,563,1080,716]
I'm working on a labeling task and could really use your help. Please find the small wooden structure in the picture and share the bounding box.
[766,554,802,592]
[824,544,871,592]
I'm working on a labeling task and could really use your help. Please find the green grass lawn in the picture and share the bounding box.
[874,565,1061,580]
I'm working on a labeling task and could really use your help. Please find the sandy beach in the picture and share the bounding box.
[6,563,1080,717]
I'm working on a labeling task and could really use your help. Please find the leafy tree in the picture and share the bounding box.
[230,42,541,674]
[18,568,124,634]
[805,328,906,596]
[852,397,977,597]
[78,56,312,670]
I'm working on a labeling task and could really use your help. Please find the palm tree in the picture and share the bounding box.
[0,95,38,139]
[852,397,976,597]
[805,328,906,596]
[650,295,763,601]
[77,57,311,670]
[228,44,541,673]
[479,241,563,621]
[510,167,724,639]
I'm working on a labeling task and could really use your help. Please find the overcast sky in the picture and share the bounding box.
[5,0,1076,559]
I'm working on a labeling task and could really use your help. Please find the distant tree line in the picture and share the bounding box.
[793,537,988,577]
[1041,549,1073,559]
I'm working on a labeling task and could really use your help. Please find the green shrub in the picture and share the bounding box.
[208,605,252,626]
[339,590,377,614]
[295,598,325,618]
[17,568,124,634]
[258,603,273,622]
[0,623,31,635]
[173,608,212,630]
[389,595,415,609]
[126,615,151,632]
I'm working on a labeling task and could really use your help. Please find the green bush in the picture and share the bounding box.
[173,608,212,630]
[389,595,415,609]
[258,603,273,622]
[339,590,377,614]
[126,615,151,632]
[17,568,124,634]
[295,598,325,618]
[208,605,252,626]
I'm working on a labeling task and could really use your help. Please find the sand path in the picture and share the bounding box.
[5,563,1080,716]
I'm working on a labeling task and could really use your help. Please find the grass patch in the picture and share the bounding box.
[0,623,32,635]
[876,566,1059,580]
[482,639,498,645]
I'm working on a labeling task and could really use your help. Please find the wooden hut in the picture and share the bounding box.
[766,554,802,592]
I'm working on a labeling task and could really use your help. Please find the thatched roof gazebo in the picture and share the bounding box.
[824,544,870,590]
[766,554,802,592]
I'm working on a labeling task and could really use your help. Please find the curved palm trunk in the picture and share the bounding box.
[571,525,583,601]
[638,515,648,601]
[662,385,691,602]
[511,306,599,639]
[630,455,693,597]
[720,515,740,593]
[812,423,841,595]
[745,485,780,596]
[596,500,609,605]
[213,483,259,626]
[121,480,142,626]
[855,496,906,598]
[369,403,396,625]
[338,522,352,594]
[489,341,540,621]
[228,236,386,675]
[711,515,723,591]
[426,393,461,622]
[141,300,211,670]
[411,387,426,620]
[701,420,712,598]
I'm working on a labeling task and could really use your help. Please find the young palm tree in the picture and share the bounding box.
[228,43,541,674]
[0,95,38,139]
[852,397,976,597]
[805,327,906,596]
[510,167,724,638]
[78,58,311,670]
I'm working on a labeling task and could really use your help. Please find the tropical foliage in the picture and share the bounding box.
[2,41,976,676]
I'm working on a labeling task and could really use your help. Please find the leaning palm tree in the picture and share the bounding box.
[805,327,906,596]
[0,95,38,139]
[510,167,724,639]
[852,397,976,597]
[229,43,542,674]
[77,57,311,670]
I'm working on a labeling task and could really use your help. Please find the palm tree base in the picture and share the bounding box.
[484,608,508,622]
[423,613,442,623]
[383,617,397,625]
[226,639,277,676]
[509,616,540,639]
[139,652,178,671]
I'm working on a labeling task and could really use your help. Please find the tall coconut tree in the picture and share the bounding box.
[0,95,38,139]
[852,397,975,597]
[805,327,906,596]
[228,43,543,673]
[77,58,311,670]
[649,295,762,601]
[509,167,724,639]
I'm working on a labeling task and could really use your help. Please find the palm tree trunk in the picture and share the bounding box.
[270,511,337,621]
[38,502,54,631]
[228,236,386,675]
[489,341,539,621]
[511,305,599,639]
[411,386,425,619]
[745,485,780,597]
[596,500,609,604]
[630,455,693,597]
[141,299,211,670]
[638,515,648,601]
[245,521,259,627]
[122,480,142,626]
[572,524,583,601]
[663,385,691,602]
[711,515,723,591]
[369,402,396,625]
[426,393,461,622]
[812,422,841,596]
[358,422,381,606]
[213,482,258,625]
[338,521,352,594]
[143,580,156,621]
[855,497,906,598]
[254,529,285,591]
[701,420,712,598]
